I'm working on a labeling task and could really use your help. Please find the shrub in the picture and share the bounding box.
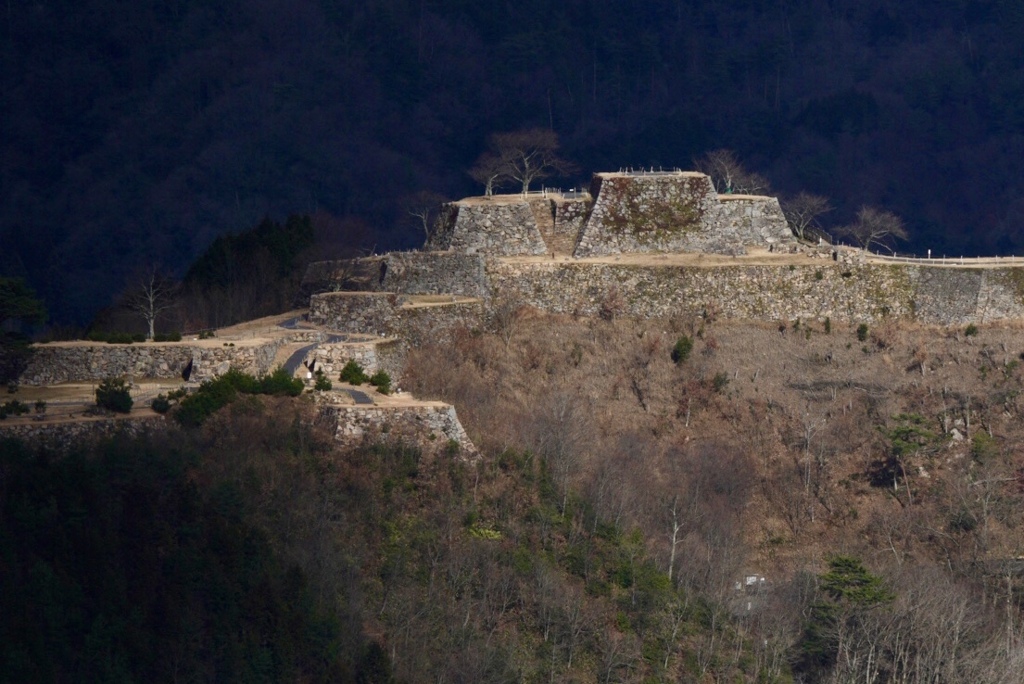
[174,367,300,426]
[132,333,146,343]
[34,399,46,415]
[971,432,998,463]
[712,372,730,392]
[671,336,693,364]
[965,323,979,337]
[0,399,30,419]
[96,378,133,413]
[90,331,138,344]
[824,317,832,334]
[166,387,189,401]
[340,360,368,385]
[198,330,216,339]
[814,269,823,280]
[259,367,304,396]
[314,372,332,391]
[153,332,183,342]
[856,323,869,342]
[151,394,171,414]
[369,370,391,395]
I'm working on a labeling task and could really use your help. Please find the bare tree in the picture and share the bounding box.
[695,149,770,194]
[489,290,526,348]
[489,128,575,194]
[468,152,510,197]
[782,192,832,241]
[838,205,909,253]
[401,190,448,243]
[125,267,178,340]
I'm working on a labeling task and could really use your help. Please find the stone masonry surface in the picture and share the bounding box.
[575,173,796,257]
[301,252,488,298]
[485,261,1024,325]
[428,200,548,255]
[302,339,405,384]
[308,292,485,344]
[317,403,477,456]
[0,416,163,451]
[302,252,1024,326]
[21,329,333,386]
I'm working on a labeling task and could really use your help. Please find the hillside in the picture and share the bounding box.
[6,302,1024,680]
[399,311,1024,681]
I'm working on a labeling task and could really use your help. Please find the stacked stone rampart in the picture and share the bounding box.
[484,261,1024,325]
[189,341,283,382]
[427,200,548,255]
[554,197,591,239]
[302,339,405,383]
[0,416,163,450]
[486,261,911,322]
[317,403,477,456]
[575,173,796,257]
[20,334,325,386]
[308,292,485,344]
[712,196,795,249]
[377,252,488,296]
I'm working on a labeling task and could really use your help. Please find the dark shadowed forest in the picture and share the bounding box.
[5,0,1024,323]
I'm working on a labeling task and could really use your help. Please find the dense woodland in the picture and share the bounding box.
[7,311,1024,681]
[6,0,1024,323]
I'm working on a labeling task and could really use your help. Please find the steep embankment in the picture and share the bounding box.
[401,311,1024,681]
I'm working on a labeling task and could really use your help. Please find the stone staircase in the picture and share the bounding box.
[528,199,577,256]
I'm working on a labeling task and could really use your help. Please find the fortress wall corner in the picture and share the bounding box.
[713,196,797,249]
[445,200,548,256]
[574,173,723,257]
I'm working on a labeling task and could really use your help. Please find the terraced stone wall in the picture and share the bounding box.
[0,416,163,450]
[308,292,485,343]
[575,173,797,257]
[21,338,294,386]
[427,200,547,255]
[484,261,1024,325]
[317,403,477,456]
[302,339,406,383]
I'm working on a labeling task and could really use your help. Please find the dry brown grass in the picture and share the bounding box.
[402,312,1024,578]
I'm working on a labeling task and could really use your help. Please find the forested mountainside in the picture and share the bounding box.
[5,0,1024,323]
[7,313,1024,682]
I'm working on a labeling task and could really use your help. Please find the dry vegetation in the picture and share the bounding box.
[400,308,1024,681]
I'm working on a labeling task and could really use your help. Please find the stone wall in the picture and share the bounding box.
[554,197,591,241]
[575,172,796,257]
[317,403,477,456]
[302,339,406,383]
[0,415,165,451]
[486,260,912,322]
[378,252,488,297]
[427,200,548,256]
[189,341,283,382]
[22,343,195,385]
[308,292,404,333]
[713,196,796,249]
[484,261,1024,325]
[21,338,290,386]
[308,292,485,343]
